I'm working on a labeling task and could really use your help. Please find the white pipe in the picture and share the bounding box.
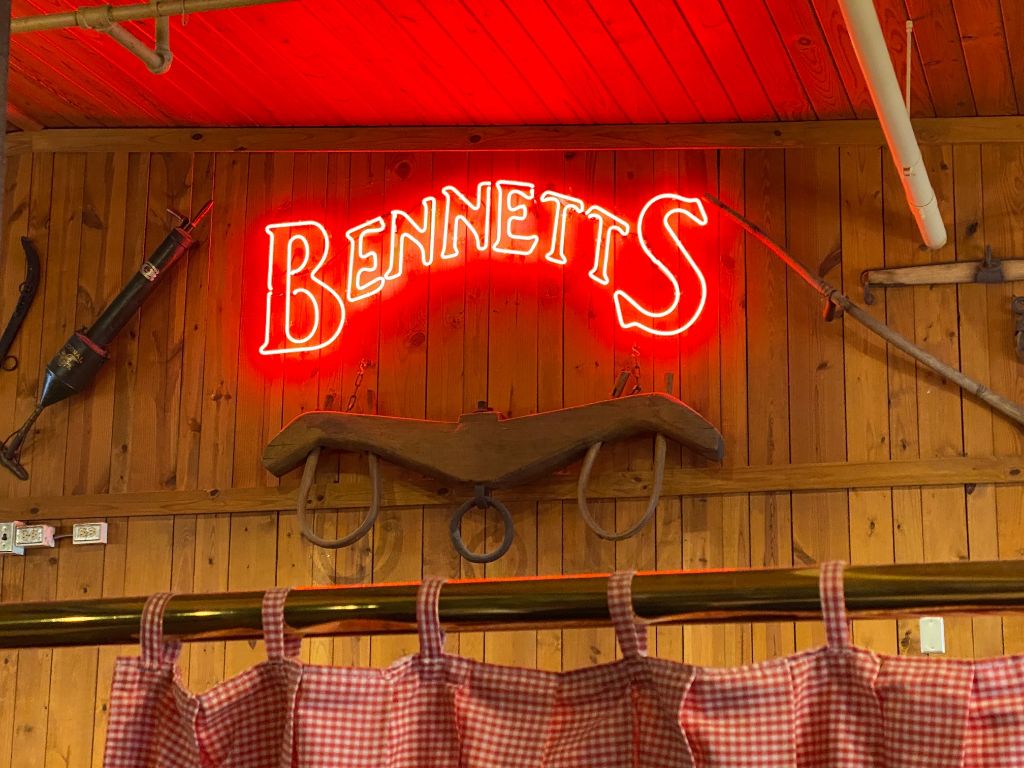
[838,0,947,249]
[12,0,290,34]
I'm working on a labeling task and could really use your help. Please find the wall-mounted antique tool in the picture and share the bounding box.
[0,202,213,481]
[860,245,1023,305]
[705,195,1024,430]
[0,238,42,372]
[263,393,724,563]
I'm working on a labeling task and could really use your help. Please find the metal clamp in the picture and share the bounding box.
[449,485,515,564]
[977,246,1005,284]
[861,271,877,306]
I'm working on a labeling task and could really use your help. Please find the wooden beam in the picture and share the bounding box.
[8,117,1024,155]
[6,103,42,133]
[1,455,1019,522]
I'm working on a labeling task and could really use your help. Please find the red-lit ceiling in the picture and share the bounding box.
[8,0,1021,129]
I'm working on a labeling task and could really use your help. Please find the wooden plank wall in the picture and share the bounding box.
[0,145,1021,766]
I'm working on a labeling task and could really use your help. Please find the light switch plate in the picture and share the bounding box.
[919,616,945,654]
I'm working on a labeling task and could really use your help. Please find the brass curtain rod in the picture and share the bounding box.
[2,560,1023,649]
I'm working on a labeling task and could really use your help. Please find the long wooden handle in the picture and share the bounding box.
[705,194,1024,430]
[865,260,1024,287]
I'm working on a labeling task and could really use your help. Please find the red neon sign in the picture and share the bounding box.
[260,181,709,356]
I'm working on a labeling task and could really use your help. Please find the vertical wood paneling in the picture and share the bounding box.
[188,153,247,693]
[612,149,656,636]
[561,150,616,671]
[0,145,1021,767]
[0,152,32,766]
[882,146,927,655]
[913,146,973,658]
[952,143,1003,658]
[652,149,683,664]
[681,148,726,668]
[717,149,752,665]
[484,152,540,669]
[744,148,796,662]
[535,152,567,673]
[840,145,896,654]
[223,153,291,679]
[46,151,128,768]
[371,150,424,667]
[785,147,848,651]
[425,152,471,660]
[982,143,1024,654]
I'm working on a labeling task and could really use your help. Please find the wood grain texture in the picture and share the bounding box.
[905,0,976,117]
[4,0,1024,129]
[981,143,1024,654]
[263,393,724,481]
[785,147,849,651]
[0,454,1020,521]
[841,144,896,655]
[0,144,1020,767]
[13,117,1024,156]
[744,147,796,661]
[952,0,1018,116]
[952,143,1003,658]
[864,259,1024,287]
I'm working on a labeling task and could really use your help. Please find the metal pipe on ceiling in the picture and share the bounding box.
[102,20,171,74]
[1,560,1024,649]
[11,0,290,35]
[837,0,947,249]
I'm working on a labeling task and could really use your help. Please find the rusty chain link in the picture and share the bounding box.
[345,358,371,412]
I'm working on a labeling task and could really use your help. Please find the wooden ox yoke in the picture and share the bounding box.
[263,393,724,563]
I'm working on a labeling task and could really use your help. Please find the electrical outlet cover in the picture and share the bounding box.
[72,522,108,545]
[920,616,946,654]
[14,524,55,548]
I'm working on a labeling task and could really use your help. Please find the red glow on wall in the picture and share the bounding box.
[259,180,710,357]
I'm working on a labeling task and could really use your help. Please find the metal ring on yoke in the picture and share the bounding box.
[449,487,515,564]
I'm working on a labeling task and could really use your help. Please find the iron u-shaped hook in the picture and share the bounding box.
[295,447,381,549]
[576,434,667,541]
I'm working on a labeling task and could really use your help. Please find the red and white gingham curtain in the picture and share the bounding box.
[104,564,1024,767]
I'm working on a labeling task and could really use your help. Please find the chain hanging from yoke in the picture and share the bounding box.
[346,358,371,412]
